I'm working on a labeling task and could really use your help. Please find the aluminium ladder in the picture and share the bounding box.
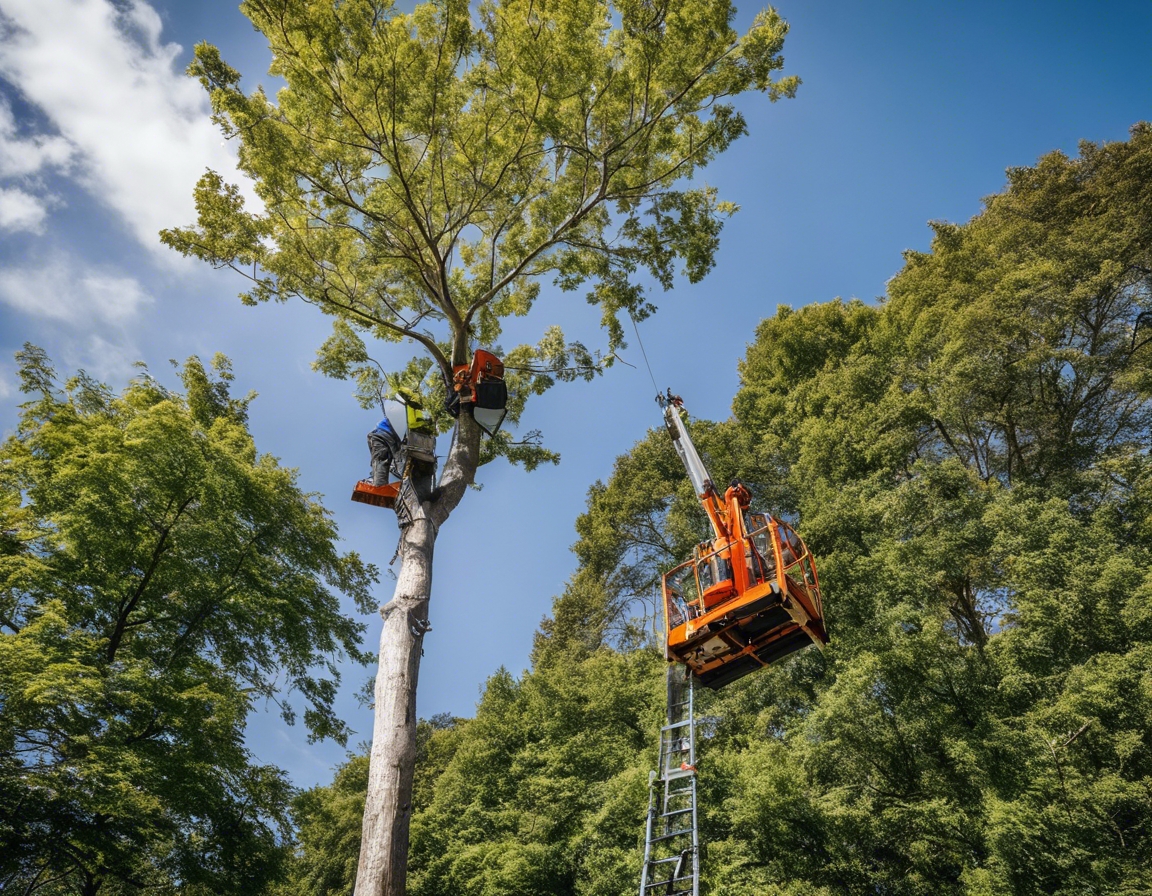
[639,665,700,896]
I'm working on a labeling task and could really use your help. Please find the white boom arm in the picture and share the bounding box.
[663,404,713,499]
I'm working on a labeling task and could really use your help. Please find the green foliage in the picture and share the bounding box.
[410,649,664,896]
[0,348,376,895]
[279,755,370,896]
[700,125,1152,895]
[284,127,1152,896]
[161,0,798,466]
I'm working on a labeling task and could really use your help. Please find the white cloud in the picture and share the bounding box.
[0,97,73,177]
[81,331,140,383]
[0,96,71,231]
[0,253,150,324]
[0,0,252,258]
[0,185,48,231]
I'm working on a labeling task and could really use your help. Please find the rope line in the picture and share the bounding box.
[630,312,661,398]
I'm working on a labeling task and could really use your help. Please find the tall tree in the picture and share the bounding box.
[0,348,375,895]
[161,1,798,891]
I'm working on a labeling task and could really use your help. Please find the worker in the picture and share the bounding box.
[367,414,401,486]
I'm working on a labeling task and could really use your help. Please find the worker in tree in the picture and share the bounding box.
[367,413,401,486]
[394,387,437,500]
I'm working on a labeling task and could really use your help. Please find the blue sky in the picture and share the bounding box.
[0,0,1148,788]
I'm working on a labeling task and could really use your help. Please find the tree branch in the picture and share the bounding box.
[106,495,195,663]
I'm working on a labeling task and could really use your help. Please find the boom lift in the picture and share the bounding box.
[640,392,828,896]
[658,392,828,689]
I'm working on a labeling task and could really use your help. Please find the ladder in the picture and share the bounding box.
[639,665,700,896]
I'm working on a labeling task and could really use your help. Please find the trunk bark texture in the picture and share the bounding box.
[354,414,480,896]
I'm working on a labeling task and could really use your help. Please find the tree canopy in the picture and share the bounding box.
[162,0,798,464]
[0,349,376,896]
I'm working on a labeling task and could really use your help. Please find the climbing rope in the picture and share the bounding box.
[629,311,661,400]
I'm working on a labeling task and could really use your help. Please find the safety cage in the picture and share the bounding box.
[662,515,828,689]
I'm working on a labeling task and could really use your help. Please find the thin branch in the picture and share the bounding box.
[106,495,195,663]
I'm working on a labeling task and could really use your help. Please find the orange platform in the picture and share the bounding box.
[351,480,400,508]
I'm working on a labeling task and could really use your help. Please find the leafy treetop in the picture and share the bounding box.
[162,0,798,466]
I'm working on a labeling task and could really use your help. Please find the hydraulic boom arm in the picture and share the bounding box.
[660,395,744,548]
[663,401,713,502]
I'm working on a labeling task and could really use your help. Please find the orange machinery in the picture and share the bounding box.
[351,480,400,508]
[660,396,828,689]
[450,349,508,436]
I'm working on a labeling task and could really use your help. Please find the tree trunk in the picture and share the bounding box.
[354,516,434,896]
[79,872,101,896]
[354,414,480,896]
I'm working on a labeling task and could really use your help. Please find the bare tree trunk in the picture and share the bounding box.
[354,516,434,896]
[354,414,480,896]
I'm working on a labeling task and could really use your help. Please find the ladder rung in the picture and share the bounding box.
[644,675,698,896]
[643,882,692,894]
[645,874,694,887]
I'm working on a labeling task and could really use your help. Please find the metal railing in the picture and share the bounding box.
[661,519,824,641]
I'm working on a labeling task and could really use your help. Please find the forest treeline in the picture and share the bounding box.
[287,125,1152,896]
[3,126,1151,894]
